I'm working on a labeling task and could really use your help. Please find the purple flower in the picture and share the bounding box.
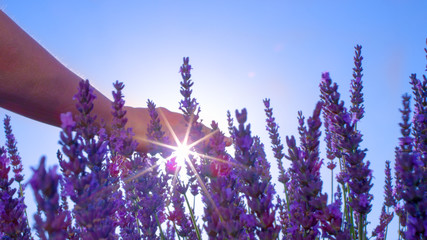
[263,99,287,186]
[394,94,412,207]
[350,45,364,121]
[168,179,197,239]
[109,92,171,239]
[59,79,119,239]
[233,108,280,239]
[4,115,24,184]
[110,81,138,158]
[372,205,394,240]
[178,57,206,197]
[120,155,164,238]
[179,57,199,120]
[166,157,179,175]
[384,160,396,208]
[227,110,235,140]
[394,73,427,239]
[320,71,373,238]
[327,161,336,170]
[202,122,245,239]
[107,80,144,238]
[165,221,175,240]
[30,157,68,240]
[0,146,31,239]
[60,112,76,130]
[146,99,171,157]
[284,102,326,239]
[133,155,168,240]
[410,74,427,154]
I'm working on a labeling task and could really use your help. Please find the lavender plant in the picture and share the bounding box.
[202,122,245,239]
[29,157,68,240]
[0,144,32,239]
[59,80,119,239]
[320,68,373,239]
[232,108,280,239]
[1,42,426,240]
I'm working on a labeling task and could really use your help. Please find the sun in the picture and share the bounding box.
[173,143,191,166]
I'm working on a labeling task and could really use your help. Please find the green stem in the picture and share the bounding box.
[341,183,348,227]
[184,192,202,240]
[358,213,363,240]
[133,189,142,238]
[167,206,181,240]
[346,184,355,240]
[331,168,334,204]
[155,213,166,240]
[135,210,142,237]
[19,183,32,238]
[283,183,291,219]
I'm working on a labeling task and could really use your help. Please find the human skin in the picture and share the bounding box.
[0,10,214,153]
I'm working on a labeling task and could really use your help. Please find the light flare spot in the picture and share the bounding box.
[173,143,191,166]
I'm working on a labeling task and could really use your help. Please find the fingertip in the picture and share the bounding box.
[225,136,232,147]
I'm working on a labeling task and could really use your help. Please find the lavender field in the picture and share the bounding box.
[1,47,427,239]
[0,2,426,240]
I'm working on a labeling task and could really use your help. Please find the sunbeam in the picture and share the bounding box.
[146,108,232,229]
[174,143,191,166]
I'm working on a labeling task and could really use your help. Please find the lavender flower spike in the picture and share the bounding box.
[233,108,280,239]
[178,57,205,196]
[146,99,171,156]
[398,73,427,239]
[0,146,32,239]
[110,80,138,158]
[384,160,395,208]
[263,98,287,185]
[350,45,364,121]
[203,121,245,239]
[371,160,394,240]
[372,205,394,240]
[285,102,325,239]
[60,80,119,239]
[320,71,373,239]
[4,115,24,184]
[179,57,199,119]
[30,157,68,240]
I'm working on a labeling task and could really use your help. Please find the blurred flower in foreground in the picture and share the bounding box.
[30,157,68,240]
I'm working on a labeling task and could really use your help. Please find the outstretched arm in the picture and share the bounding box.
[0,10,193,152]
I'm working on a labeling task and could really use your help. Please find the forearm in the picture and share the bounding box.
[0,10,113,128]
[0,10,217,153]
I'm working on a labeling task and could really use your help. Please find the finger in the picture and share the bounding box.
[224,136,232,147]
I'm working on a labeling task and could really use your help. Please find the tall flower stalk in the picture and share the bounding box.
[202,121,245,239]
[109,81,140,239]
[350,45,365,122]
[395,72,427,239]
[0,144,32,239]
[372,160,395,240]
[178,57,207,197]
[233,108,280,239]
[30,157,68,240]
[263,99,289,191]
[320,71,373,240]
[394,94,411,239]
[59,80,119,239]
[4,115,24,188]
[3,115,32,235]
[284,102,326,239]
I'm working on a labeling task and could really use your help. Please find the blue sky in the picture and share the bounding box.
[1,1,426,239]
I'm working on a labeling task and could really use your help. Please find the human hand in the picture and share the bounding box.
[125,106,231,153]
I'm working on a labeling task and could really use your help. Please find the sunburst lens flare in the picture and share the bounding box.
[174,143,191,164]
